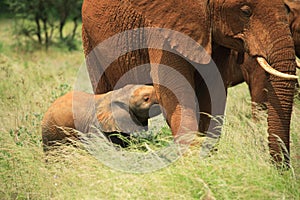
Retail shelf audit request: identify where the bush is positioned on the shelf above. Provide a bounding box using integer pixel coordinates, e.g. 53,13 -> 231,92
5,0 -> 82,50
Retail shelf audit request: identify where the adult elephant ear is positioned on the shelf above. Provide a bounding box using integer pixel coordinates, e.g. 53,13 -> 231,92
284,0 -> 300,58
129,0 -> 212,64
284,0 -> 298,9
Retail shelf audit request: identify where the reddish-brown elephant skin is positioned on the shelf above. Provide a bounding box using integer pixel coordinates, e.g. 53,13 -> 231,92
82,0 -> 297,167
41,85 -> 159,148
221,0 -> 299,115
213,46 -> 268,116
286,0 -> 300,57
211,0 -> 300,165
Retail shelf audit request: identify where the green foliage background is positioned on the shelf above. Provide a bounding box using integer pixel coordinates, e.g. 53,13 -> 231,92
4,0 -> 82,50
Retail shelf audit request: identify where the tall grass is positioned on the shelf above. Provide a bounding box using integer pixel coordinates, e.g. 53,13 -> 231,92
1,19 -> 300,199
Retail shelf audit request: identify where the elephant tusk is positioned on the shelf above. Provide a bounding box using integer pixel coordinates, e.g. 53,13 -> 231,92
296,58 -> 300,69
256,57 -> 298,80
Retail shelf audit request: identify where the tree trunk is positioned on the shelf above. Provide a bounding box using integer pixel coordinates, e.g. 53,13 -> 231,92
71,17 -> 78,40
42,18 -> 49,50
35,15 -> 42,44
59,20 -> 66,40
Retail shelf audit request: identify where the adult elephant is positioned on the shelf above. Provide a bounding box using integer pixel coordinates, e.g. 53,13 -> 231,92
218,0 -> 300,119
82,0 -> 298,166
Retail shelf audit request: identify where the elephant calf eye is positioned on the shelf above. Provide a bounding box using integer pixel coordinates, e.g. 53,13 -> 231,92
144,97 -> 150,102
240,5 -> 252,18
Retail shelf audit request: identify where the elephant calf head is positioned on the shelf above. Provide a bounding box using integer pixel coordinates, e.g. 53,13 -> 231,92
96,84 -> 161,134
41,85 -> 161,148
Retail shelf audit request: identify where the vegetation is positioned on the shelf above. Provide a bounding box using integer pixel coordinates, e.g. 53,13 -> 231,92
0,17 -> 300,199
4,0 -> 82,50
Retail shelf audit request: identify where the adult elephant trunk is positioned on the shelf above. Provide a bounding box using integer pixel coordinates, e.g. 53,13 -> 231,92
259,33 -> 297,165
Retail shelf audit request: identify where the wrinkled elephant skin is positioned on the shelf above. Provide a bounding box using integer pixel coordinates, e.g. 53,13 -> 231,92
82,0 -> 297,166
286,0 -> 300,57
42,85 -> 160,148
217,1 -> 300,119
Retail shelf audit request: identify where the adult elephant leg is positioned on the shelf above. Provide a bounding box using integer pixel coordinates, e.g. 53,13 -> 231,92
249,82 -> 268,120
195,46 -> 229,136
195,60 -> 227,155
149,49 -> 199,144
241,59 -> 268,120
195,73 -> 212,134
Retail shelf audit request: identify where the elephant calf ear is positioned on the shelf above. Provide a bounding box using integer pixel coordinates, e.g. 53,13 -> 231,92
97,101 -> 148,133
128,0 -> 212,64
96,90 -> 148,133
96,96 -> 121,133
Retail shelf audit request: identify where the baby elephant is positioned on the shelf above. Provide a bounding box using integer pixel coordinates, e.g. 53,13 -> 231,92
41,84 -> 161,148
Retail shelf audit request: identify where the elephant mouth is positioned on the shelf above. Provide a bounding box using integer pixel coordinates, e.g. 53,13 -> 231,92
148,104 -> 162,118
256,57 -> 298,79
